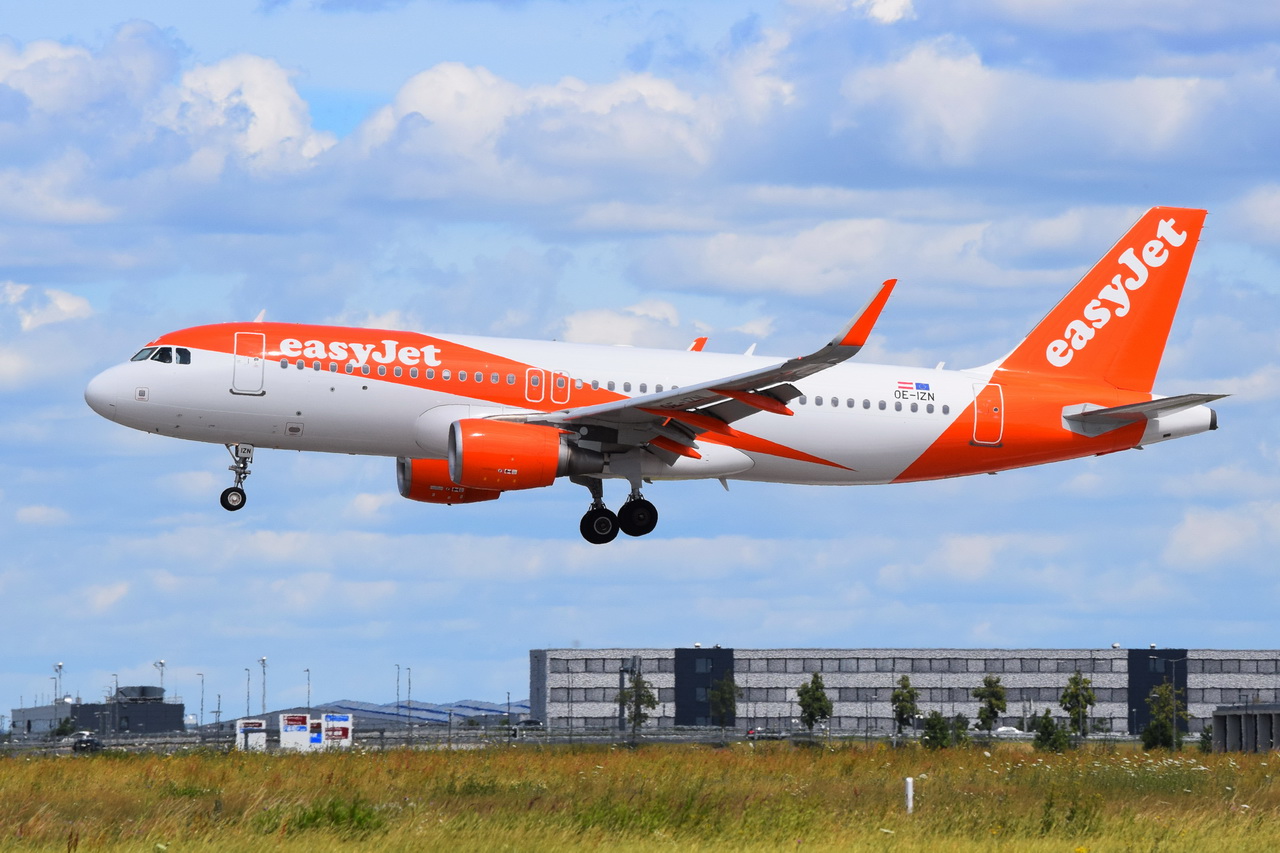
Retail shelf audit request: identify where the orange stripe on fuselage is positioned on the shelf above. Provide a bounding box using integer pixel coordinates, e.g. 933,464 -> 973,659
894,373 -> 1148,482
152,322 -> 852,470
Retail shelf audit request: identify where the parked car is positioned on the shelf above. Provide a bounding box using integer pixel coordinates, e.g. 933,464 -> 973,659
510,719 -> 544,737
72,734 -> 104,753
746,728 -> 786,740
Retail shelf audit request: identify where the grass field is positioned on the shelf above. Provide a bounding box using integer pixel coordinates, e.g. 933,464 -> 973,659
0,741 -> 1275,851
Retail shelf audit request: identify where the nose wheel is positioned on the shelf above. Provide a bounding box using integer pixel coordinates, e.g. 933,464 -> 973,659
220,487 -> 246,511
221,443 -> 254,512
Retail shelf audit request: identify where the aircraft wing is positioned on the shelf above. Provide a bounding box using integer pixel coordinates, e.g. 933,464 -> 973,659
507,280 -> 895,458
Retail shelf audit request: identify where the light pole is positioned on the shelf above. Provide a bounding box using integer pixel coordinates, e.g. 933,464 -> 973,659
53,663 -> 63,702
407,668 -> 412,739
259,657 -> 268,715
197,673 -> 205,728
396,664 -> 401,729
154,659 -> 165,692
304,669 -> 311,712
244,668 -> 251,717
111,674 -> 118,733
1149,654 -> 1189,748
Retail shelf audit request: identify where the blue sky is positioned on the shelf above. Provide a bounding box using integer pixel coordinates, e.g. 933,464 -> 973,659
2,0 -> 1278,719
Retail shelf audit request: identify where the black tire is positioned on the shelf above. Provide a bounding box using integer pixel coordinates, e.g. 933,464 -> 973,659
618,498 -> 658,537
220,487 -> 246,511
579,508 -> 619,544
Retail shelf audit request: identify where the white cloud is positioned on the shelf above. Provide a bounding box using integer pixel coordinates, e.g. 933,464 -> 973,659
788,0 -> 916,24
15,288 -> 93,331
631,218 -> 996,296
16,504 -> 70,525
843,39 -> 1222,166
156,54 -> 336,175
1163,502 -> 1280,569
560,300 -> 687,347
84,581 -> 129,613
348,492 -> 397,518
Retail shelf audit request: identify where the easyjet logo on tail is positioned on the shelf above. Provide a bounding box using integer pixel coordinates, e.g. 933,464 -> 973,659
1044,217 -> 1188,368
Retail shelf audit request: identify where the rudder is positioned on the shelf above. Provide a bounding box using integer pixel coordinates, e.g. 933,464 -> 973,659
998,206 -> 1207,393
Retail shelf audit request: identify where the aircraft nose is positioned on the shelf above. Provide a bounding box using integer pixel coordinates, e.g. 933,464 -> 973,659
84,368 -> 121,421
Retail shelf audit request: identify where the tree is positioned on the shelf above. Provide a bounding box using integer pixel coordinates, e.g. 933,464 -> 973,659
1141,681 -> 1188,751
1059,671 -> 1096,739
891,675 -> 919,736
921,710 -> 950,749
950,712 -> 972,747
972,675 -> 1007,735
797,673 -> 833,732
617,672 -> 657,743
1032,709 -> 1070,752
708,671 -> 741,734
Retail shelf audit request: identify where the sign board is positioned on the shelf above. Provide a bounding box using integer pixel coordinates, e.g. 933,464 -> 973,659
322,713 -> 354,749
235,718 -> 267,751
279,713 -> 318,752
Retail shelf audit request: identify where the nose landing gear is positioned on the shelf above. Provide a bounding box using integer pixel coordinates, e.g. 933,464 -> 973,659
573,476 -> 658,544
220,443 -> 254,512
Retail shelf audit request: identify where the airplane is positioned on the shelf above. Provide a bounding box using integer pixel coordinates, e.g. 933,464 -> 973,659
84,206 -> 1224,544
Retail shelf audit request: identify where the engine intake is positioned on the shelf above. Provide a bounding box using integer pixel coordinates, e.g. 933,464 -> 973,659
448,419 -> 603,491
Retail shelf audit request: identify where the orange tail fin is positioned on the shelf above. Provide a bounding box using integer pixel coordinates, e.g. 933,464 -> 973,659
998,207 -> 1207,393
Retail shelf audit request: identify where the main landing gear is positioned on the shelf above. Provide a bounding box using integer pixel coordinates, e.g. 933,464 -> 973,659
574,476 -> 658,545
219,443 -> 254,512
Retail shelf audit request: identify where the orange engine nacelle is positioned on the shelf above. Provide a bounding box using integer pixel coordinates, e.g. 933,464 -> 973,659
448,418 -> 603,491
396,457 -> 501,505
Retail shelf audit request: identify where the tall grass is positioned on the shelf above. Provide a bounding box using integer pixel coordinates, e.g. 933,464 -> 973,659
0,742 -> 1275,851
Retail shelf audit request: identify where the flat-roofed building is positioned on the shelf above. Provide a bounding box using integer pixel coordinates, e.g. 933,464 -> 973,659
530,647 -> 1280,735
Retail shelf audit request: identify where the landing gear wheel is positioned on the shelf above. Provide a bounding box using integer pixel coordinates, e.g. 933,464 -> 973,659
220,487 -> 246,512
580,508 -> 620,545
618,498 -> 659,537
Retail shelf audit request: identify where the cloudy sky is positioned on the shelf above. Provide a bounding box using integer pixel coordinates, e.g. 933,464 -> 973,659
2,0 -> 1278,719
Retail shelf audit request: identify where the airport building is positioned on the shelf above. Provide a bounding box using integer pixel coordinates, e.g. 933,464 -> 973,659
10,686 -> 185,736
530,647 -> 1280,735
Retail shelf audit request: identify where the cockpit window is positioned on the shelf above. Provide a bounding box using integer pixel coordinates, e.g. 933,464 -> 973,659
150,347 -> 173,364
131,348 -> 157,362
176,348 -> 191,365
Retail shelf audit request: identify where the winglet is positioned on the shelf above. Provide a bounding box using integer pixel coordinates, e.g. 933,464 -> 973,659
831,279 -> 895,349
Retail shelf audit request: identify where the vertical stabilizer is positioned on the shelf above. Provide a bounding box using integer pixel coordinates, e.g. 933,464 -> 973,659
998,207 -> 1206,393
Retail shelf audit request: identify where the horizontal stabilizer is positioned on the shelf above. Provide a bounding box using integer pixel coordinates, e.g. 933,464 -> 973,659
1062,393 -> 1226,436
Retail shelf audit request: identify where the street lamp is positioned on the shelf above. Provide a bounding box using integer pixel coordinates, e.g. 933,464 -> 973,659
304,668 -> 311,712
197,673 -> 204,728
406,668 -> 412,738
258,657 -> 268,716
1149,654 -> 1189,748
154,660 -> 166,692
395,664 -> 401,728
244,668 -> 251,717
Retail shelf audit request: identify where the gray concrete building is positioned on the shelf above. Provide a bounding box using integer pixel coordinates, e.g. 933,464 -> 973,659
1212,703 -> 1280,752
530,647 -> 1280,735
10,686 -> 185,737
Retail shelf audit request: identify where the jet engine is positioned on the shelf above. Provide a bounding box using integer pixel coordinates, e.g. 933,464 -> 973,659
396,457 -> 501,505
447,419 -> 603,491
